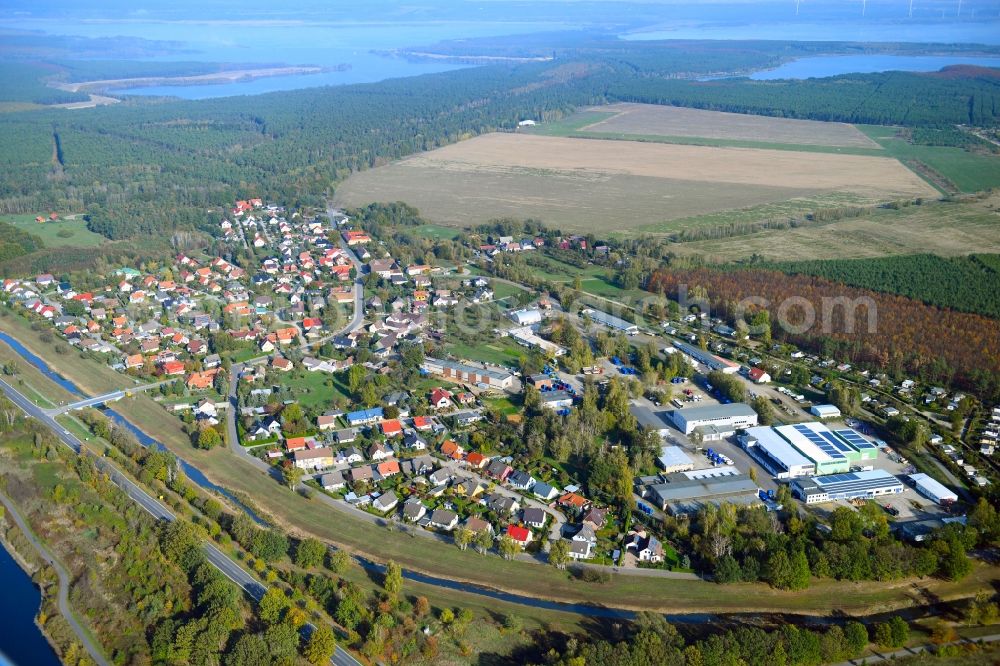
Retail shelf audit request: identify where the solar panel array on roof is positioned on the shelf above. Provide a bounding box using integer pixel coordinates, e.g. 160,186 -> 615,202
835,429 -> 876,450
811,469 -> 903,494
793,424 -> 846,460
819,429 -> 854,454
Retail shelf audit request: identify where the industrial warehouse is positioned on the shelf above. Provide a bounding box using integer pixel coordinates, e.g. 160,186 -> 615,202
668,402 -> 759,435
909,473 -> 959,505
791,469 -> 905,504
672,341 -> 741,374
741,422 -> 880,477
581,308 -> 639,335
739,426 -> 816,479
772,422 -> 878,475
636,467 -> 760,514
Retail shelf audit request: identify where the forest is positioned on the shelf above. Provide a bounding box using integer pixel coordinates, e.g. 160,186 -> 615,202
647,267 -> 1000,398
1,40 -> 998,247
0,63 -> 87,105
752,253 -> 1000,319
0,220 -> 45,263
605,67 -> 1000,127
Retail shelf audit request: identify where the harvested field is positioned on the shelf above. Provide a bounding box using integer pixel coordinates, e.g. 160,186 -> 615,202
576,103 -> 881,148
334,133 -> 937,233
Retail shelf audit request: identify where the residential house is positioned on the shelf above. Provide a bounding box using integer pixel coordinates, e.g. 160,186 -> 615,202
285,437 -> 311,453
319,471 -> 346,491
485,459 -> 513,482
430,388 -> 453,410
558,492 -> 590,513
376,460 -> 401,478
465,452 -> 489,470
522,507 -> 547,529
380,419 -> 403,438
533,482 -> 559,501
403,431 -> 427,450
440,439 -> 464,459
485,493 -> 520,516
429,468 -> 453,487
411,415 -> 433,431
373,491 -> 399,513
402,498 -> 427,522
582,507 -> 609,531
573,524 -> 597,547
342,446 -> 364,464
368,442 -> 393,461
336,429 -> 358,445
347,407 -> 383,426
507,470 -> 535,491
293,447 -> 335,470
349,466 -> 374,484
568,540 -> 593,560
454,477 -> 486,499
624,531 -> 664,563
506,525 -> 531,547
428,509 -> 459,531
464,516 -> 494,535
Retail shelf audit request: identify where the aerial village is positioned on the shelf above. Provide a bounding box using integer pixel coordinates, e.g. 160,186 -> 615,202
2,197 -> 997,570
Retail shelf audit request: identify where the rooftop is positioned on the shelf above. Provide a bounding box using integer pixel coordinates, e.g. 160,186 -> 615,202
744,426 -> 813,470
672,402 -> 757,422
775,422 -> 852,464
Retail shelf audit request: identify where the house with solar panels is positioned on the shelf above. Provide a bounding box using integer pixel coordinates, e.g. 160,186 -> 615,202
791,469 -> 905,505
773,422 -> 877,475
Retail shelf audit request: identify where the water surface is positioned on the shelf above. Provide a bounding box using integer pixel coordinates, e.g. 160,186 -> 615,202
751,53 -> 1000,78
0,544 -> 61,666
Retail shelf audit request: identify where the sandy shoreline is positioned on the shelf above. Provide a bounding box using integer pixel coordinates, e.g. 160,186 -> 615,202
53,65 -> 333,93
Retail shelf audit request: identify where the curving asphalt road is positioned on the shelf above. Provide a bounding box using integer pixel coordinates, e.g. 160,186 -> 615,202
833,633 -> 1000,666
0,377 -> 361,666
0,489 -> 111,666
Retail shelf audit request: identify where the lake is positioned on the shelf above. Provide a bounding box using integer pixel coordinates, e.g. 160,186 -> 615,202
0,544 -> 61,666
0,18 -> 576,99
751,54 -> 1000,79
623,19 -> 1000,45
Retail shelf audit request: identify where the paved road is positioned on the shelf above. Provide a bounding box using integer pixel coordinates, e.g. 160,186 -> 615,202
0,377 -> 362,666
44,378 -> 177,416
0,489 -> 112,666
833,633 -> 1000,665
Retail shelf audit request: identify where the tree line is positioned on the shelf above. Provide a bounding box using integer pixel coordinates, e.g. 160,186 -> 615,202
647,266 -> 1000,398
751,253 -> 1000,320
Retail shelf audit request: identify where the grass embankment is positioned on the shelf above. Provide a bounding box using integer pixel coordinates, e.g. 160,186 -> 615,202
3,319 -> 997,617
0,337 -> 79,408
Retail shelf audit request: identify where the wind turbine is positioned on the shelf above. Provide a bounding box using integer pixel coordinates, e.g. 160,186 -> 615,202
861,0 -> 867,17
957,0 -> 963,17
795,0 -> 801,16
908,0 -> 914,18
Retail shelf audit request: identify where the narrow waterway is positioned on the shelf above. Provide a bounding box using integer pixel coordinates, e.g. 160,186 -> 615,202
0,331 -> 266,525
0,543 -> 61,666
